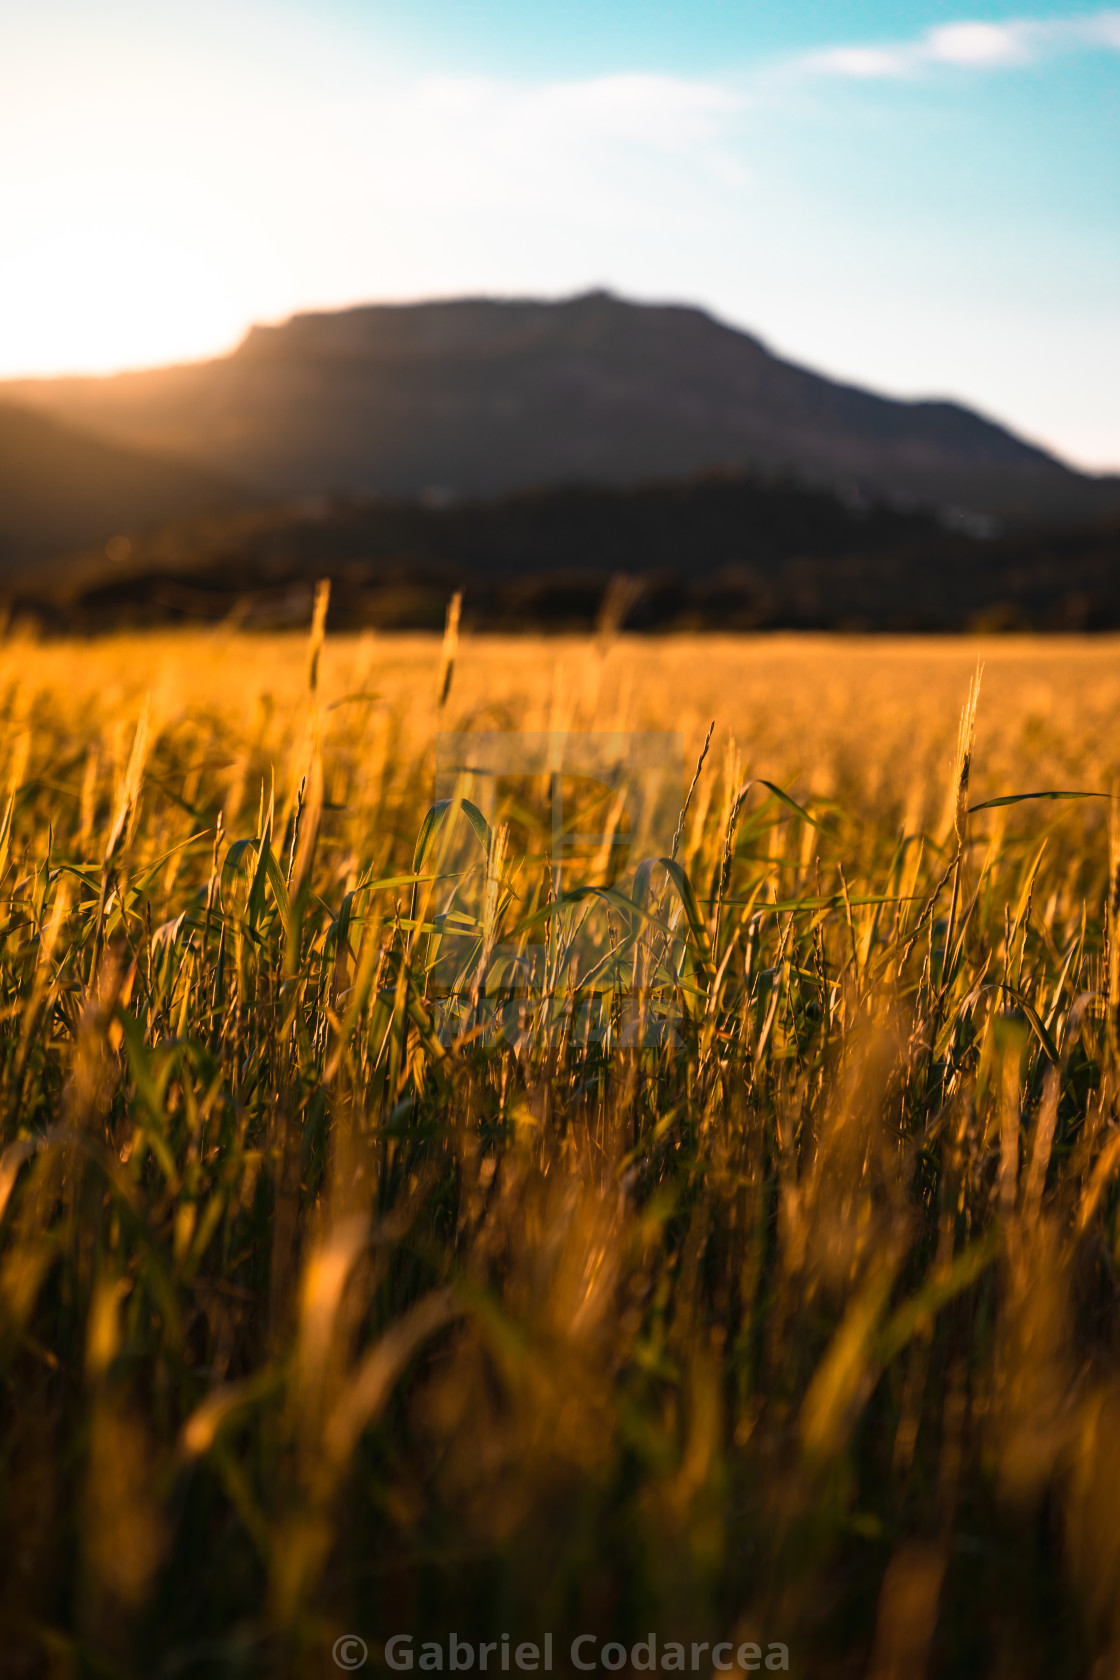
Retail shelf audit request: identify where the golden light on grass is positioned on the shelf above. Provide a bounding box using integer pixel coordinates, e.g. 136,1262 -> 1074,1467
0,626 -> 1118,1673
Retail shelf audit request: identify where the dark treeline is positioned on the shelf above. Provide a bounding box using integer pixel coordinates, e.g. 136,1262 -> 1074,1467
11,471 -> 1120,634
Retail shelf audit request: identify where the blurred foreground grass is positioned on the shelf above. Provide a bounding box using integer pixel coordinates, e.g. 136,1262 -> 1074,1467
2,623 -> 1120,1677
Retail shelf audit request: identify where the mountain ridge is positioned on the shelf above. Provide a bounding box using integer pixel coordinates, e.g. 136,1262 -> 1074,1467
4,290 -> 1115,529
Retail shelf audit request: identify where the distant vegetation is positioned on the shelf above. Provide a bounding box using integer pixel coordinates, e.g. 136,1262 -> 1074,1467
9,474 -> 1120,635
3,624 -> 1120,1675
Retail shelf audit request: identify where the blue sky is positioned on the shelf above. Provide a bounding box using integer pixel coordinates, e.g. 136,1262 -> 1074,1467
1,1 -> 1117,466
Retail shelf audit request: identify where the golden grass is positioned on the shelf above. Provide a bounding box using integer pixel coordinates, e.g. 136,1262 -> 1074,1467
20,623 -> 1120,748
0,625 -> 1119,1677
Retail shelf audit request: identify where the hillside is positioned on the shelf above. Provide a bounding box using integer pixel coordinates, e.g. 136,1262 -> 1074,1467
5,291 -> 1117,526
0,403 -> 248,568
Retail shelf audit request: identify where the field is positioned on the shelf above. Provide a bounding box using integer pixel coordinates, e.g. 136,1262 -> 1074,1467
3,621 -> 1120,1678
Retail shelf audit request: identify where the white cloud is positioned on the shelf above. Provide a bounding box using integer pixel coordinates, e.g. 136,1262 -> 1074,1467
802,9 -> 1120,79
370,71 -> 748,211
1082,10 -> 1120,43
925,22 -> 1033,65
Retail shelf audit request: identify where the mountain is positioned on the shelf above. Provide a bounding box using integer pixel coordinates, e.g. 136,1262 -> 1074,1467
5,291 -> 1116,527
0,402 -> 248,569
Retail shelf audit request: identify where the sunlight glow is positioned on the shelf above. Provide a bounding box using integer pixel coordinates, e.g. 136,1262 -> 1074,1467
1,5 -> 1117,467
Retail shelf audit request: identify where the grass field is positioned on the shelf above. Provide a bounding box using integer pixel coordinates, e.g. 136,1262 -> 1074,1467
3,622 -> 1120,1678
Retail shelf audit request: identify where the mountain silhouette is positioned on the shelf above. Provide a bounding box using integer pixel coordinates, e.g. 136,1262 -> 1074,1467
4,291 -> 1116,528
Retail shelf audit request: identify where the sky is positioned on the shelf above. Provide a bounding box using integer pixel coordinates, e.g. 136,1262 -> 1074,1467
1,1 -> 1117,468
